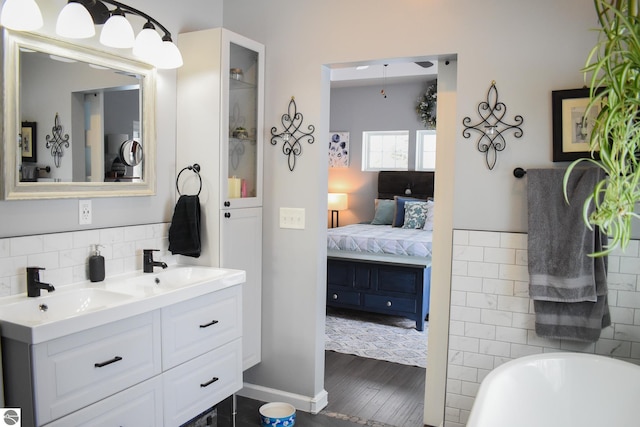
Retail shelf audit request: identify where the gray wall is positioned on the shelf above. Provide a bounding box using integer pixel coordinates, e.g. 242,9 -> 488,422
329,80 -> 434,225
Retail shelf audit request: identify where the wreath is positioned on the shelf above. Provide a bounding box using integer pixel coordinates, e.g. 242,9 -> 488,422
416,82 -> 437,129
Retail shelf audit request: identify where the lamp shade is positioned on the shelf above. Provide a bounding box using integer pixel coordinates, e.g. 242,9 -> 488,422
1,0 -> 43,31
328,193 -> 348,211
133,23 -> 163,62
100,10 -> 135,48
56,2 -> 95,39
154,39 -> 184,69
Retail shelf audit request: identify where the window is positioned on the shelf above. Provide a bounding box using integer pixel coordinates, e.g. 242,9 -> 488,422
361,131 -> 409,171
416,130 -> 436,171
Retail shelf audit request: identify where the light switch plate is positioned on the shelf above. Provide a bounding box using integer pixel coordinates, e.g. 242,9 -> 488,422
279,207 -> 305,229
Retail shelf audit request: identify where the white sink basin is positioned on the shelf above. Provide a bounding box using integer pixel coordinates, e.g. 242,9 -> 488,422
0,265 -> 246,344
0,288 -> 134,325
108,266 -> 232,295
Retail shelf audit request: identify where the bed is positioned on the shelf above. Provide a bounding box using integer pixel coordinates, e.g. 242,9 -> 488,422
326,171 -> 434,331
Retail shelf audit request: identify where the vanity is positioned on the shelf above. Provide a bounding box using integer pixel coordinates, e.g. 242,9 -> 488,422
0,265 -> 245,427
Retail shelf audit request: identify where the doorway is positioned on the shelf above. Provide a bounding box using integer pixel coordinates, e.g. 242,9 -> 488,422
324,56 -> 458,427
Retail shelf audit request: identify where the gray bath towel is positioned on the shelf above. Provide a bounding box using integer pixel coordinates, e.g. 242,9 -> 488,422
527,167 -> 609,342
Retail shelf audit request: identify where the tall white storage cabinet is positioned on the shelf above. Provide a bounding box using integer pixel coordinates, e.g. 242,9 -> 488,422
176,28 -> 264,370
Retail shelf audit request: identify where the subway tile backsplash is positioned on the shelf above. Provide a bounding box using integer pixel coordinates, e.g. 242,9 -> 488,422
0,223 -> 178,297
445,229 -> 640,427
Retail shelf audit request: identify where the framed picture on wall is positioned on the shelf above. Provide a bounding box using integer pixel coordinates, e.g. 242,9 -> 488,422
552,88 -> 602,162
329,131 -> 349,168
21,121 -> 37,163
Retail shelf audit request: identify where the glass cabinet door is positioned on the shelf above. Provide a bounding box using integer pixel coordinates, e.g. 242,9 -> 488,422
222,34 -> 264,208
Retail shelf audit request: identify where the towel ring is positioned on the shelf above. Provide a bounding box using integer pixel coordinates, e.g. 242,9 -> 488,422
176,164 -> 202,196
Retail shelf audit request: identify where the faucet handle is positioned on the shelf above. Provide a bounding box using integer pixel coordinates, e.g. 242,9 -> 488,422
26,266 -> 45,275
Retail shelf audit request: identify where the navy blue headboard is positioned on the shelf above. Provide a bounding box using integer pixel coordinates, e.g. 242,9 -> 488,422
377,171 -> 435,200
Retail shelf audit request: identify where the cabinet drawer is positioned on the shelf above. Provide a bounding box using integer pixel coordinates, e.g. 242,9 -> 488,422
364,294 -> 416,314
33,311 -> 161,425
161,285 -> 242,369
43,375 -> 163,427
163,338 -> 242,427
327,288 -> 361,306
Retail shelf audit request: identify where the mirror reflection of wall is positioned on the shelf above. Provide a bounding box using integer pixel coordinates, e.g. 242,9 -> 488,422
20,49 -> 141,183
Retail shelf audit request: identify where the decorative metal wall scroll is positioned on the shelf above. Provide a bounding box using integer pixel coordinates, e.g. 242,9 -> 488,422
462,81 -> 523,170
45,113 -> 70,168
270,96 -> 315,171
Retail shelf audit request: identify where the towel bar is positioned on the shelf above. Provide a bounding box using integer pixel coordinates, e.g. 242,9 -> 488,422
176,163 -> 202,196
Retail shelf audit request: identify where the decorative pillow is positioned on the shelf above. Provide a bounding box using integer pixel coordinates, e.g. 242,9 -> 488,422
422,200 -> 435,231
371,199 -> 395,225
392,196 -> 425,227
402,201 -> 430,229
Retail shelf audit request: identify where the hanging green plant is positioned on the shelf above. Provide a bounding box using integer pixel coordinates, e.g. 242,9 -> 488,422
564,0 -> 640,256
416,81 -> 437,129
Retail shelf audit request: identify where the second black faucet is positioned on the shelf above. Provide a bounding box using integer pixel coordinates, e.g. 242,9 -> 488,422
143,249 -> 168,273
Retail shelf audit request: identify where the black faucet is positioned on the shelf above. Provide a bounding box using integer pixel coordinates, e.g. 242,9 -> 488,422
26,267 -> 55,297
143,249 -> 168,273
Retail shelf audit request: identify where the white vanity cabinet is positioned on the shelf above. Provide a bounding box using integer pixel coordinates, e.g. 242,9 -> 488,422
176,27 -> 264,371
2,284 -> 243,427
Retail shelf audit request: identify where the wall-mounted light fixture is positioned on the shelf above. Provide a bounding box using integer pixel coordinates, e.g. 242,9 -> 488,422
462,81 -> 523,170
328,193 -> 348,228
0,0 -> 183,69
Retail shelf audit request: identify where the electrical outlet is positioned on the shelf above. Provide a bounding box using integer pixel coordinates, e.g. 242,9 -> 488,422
79,200 -> 92,225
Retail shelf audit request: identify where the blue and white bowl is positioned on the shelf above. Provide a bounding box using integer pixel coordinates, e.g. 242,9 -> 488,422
259,402 -> 296,427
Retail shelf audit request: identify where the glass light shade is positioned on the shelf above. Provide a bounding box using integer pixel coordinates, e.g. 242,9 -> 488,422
328,193 -> 348,211
154,40 -> 183,69
56,2 -> 95,39
1,0 -> 43,31
133,27 -> 163,62
100,14 -> 135,48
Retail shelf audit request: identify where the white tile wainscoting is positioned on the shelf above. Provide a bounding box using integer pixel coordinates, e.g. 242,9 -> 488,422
445,230 -> 640,427
0,223 -> 177,297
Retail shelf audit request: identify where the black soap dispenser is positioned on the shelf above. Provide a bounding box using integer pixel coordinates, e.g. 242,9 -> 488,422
89,244 -> 105,282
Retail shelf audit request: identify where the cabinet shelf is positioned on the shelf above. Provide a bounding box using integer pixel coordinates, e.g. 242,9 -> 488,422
230,79 -> 256,90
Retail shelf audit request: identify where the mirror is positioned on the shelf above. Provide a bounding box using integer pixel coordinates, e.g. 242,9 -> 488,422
3,30 -> 156,199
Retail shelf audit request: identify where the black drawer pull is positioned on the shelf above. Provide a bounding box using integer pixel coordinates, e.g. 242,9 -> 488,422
199,320 -> 219,328
200,377 -> 219,388
94,356 -> 123,368
224,212 -> 231,218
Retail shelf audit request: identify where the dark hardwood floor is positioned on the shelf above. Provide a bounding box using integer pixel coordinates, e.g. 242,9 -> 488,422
322,351 -> 425,427
218,351 -> 425,427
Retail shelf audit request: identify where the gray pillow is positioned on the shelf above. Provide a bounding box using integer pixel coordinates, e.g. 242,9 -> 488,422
371,199 -> 395,225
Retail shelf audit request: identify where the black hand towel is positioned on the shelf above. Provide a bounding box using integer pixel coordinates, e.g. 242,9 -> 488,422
168,195 -> 201,257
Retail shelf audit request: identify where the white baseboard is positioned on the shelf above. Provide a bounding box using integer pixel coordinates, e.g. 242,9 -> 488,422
239,382 -> 329,414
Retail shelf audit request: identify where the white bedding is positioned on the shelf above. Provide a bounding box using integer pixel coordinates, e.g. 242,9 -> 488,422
327,223 -> 433,258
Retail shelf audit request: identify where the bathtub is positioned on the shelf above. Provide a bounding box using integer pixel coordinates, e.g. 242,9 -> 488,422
466,352 -> 640,427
